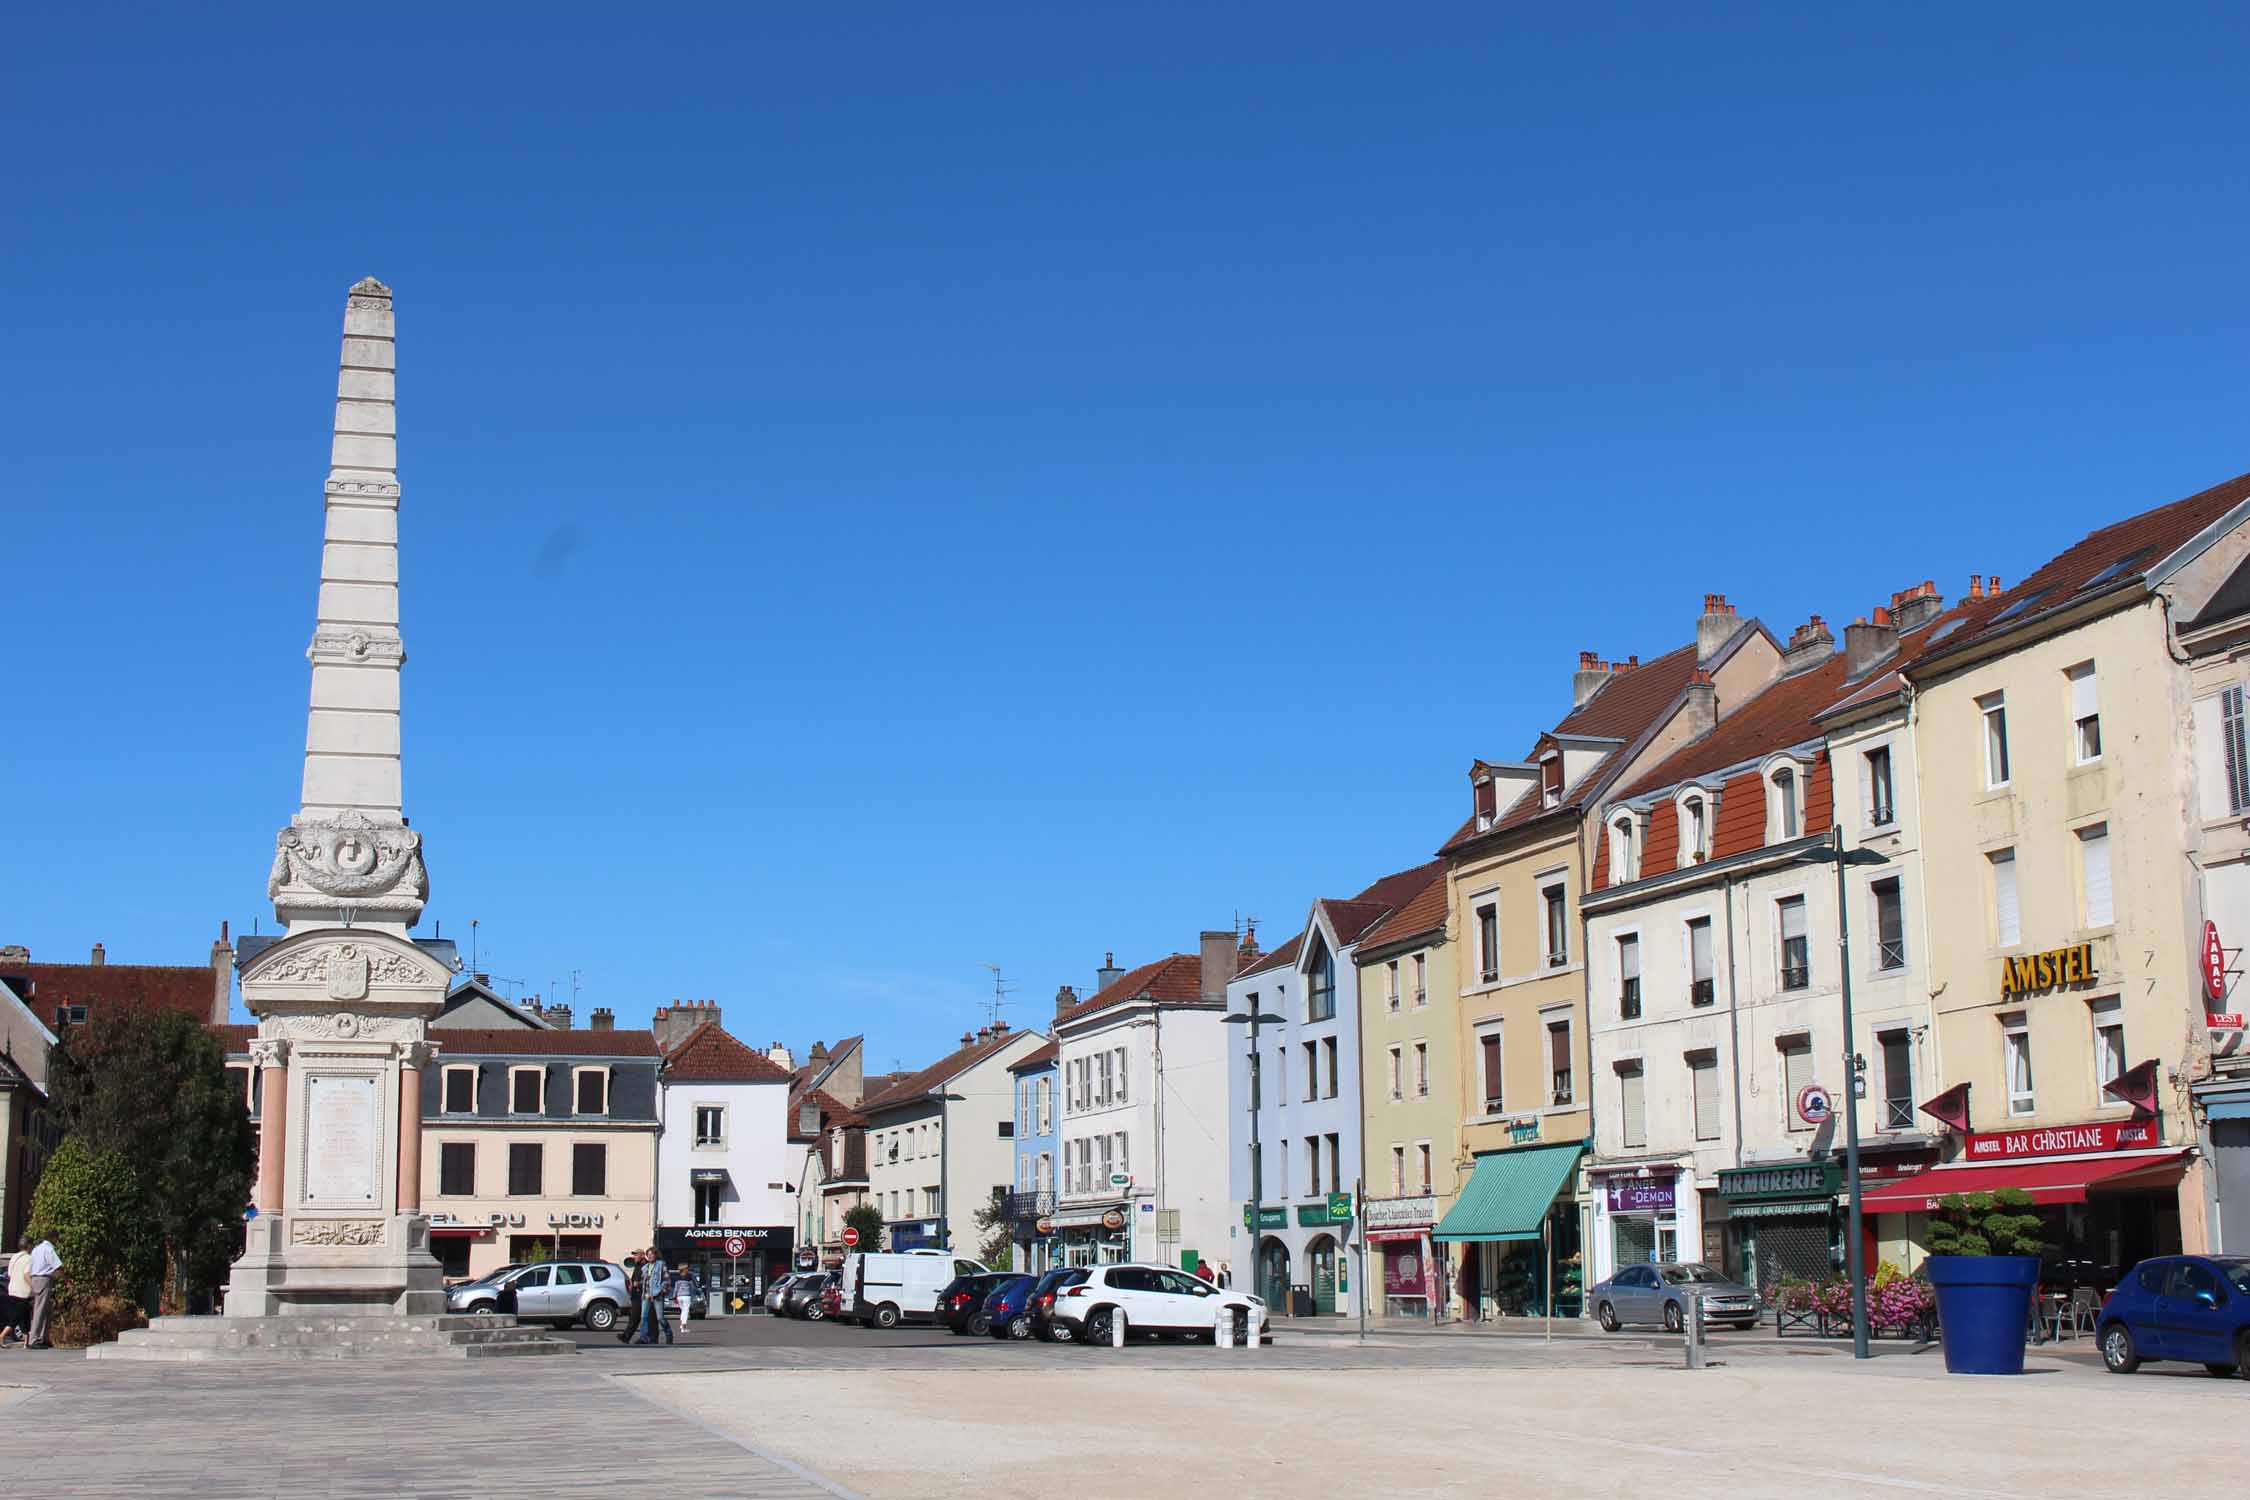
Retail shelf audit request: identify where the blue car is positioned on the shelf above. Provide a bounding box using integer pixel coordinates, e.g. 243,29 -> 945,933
2099,1255 -> 2250,1377
982,1275 -> 1038,1340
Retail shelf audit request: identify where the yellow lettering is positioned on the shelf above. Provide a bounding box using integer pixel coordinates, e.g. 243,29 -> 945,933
2000,957 -> 2017,995
2068,947 -> 2084,984
2038,952 -> 2056,989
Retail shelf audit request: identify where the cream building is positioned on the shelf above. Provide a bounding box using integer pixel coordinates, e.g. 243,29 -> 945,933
861,1023 -> 1042,1254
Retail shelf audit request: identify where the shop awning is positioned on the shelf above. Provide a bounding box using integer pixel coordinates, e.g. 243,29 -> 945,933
1433,1144 -> 1582,1243
1859,1149 -> 2189,1213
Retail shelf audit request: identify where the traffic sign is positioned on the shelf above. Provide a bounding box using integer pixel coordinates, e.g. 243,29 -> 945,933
841,1226 -> 861,1248
1796,1085 -> 1834,1126
723,1234 -> 748,1258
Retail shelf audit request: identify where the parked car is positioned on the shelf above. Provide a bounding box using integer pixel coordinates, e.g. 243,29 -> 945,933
764,1272 -> 804,1315
445,1263 -> 524,1297
983,1275 -> 1039,1339
1050,1263 -> 1261,1344
1589,1262 -> 1760,1332
841,1252 -> 987,1329
784,1272 -> 835,1320
2099,1255 -> 2250,1377
819,1278 -> 844,1320
452,1260 -> 634,1331
447,1265 -> 530,1315
939,1273 -> 1017,1335
1029,1267 -> 1089,1342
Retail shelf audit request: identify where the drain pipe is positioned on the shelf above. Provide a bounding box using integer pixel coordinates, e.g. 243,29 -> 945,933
1723,873 -> 1746,1169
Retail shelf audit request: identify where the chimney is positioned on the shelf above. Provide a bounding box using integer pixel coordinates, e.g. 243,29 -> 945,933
590,1007 -> 615,1031
767,1041 -> 795,1070
473,971 -> 491,987
1697,593 -> 1741,663
0,946 -> 28,965
1200,929 -> 1240,1008
210,920 -> 234,1027
1844,609 -> 1898,678
1681,667 -> 1717,738
651,1001 -> 718,1052
960,1030 -> 975,1048
1780,615 -> 1834,675
975,1025 -> 992,1045
1095,952 -> 1125,993
1968,574 -> 1984,599
809,1040 -> 830,1064
1053,984 -> 1079,1018
547,1003 -> 573,1030
1889,580 -> 1944,633
991,1019 -> 1009,1036
1572,651 -> 1615,708
90,942 -> 105,966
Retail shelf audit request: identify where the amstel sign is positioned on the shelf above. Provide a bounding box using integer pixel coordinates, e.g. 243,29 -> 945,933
1998,943 -> 2097,997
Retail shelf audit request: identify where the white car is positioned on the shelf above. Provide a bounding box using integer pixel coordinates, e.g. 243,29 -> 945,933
839,1251 -> 987,1328
1050,1263 -> 1262,1344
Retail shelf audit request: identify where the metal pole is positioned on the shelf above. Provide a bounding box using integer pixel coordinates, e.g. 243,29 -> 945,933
1355,1176 -> 1366,1345
1833,824 -> 1871,1359
938,1094 -> 950,1252
1543,1211 -> 1552,1345
1248,1015 -> 1262,1304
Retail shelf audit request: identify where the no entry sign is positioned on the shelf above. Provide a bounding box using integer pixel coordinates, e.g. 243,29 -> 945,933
841,1226 -> 861,1248
723,1235 -> 748,1258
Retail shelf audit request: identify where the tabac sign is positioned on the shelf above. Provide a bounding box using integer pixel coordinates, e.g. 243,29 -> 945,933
1998,943 -> 2097,997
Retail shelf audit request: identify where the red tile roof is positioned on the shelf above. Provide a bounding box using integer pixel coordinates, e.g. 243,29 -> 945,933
858,1028 -> 1034,1114
1236,934 -> 1303,981
420,1026 -> 661,1057
1352,863 -> 1450,953
664,1021 -> 795,1083
4,961 -> 219,1028
1007,1039 -> 1058,1072
1911,469 -> 2250,671
212,1022 -> 258,1054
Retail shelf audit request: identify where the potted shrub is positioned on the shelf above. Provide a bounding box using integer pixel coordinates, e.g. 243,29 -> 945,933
1923,1188 -> 2045,1374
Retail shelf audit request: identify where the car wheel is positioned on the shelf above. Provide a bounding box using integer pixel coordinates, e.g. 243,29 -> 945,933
1051,1323 -> 1075,1344
1084,1308 -> 1114,1344
469,1300 -> 497,1317
1731,1320 -> 1757,1331
1007,1314 -> 1034,1340
2204,1363 -> 2238,1377
1596,1301 -> 1619,1333
2101,1322 -> 2140,1374
1662,1301 -> 1683,1334
968,1314 -> 992,1337
804,1305 -> 825,1322
874,1303 -> 902,1330
584,1301 -> 619,1332
2238,1332 -> 2250,1381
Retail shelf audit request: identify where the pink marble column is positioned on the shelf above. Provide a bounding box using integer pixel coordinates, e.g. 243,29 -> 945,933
252,1039 -> 290,1215
398,1043 -> 433,1214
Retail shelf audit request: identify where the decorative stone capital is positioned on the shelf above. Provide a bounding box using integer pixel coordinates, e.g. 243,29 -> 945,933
348,275 -> 393,300
307,626 -> 405,666
248,1037 -> 292,1070
268,811 -> 427,924
400,1041 -> 439,1070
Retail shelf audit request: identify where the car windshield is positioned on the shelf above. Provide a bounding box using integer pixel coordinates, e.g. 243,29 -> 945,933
2217,1258 -> 2250,1297
1658,1264 -> 1729,1285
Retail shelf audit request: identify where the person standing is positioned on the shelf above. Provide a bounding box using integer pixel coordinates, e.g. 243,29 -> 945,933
1,1237 -> 31,1347
672,1267 -> 692,1343
633,1250 -> 670,1345
25,1233 -> 61,1350
618,1253 -> 643,1346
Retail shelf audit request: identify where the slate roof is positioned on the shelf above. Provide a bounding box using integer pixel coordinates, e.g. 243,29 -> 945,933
857,1028 -> 1032,1114
664,1021 -> 795,1083
1911,468 -> 2250,672
416,1026 -> 660,1058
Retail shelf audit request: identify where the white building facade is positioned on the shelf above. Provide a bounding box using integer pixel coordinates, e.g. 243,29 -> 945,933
655,1022 -> 797,1299
861,1024 -> 1042,1254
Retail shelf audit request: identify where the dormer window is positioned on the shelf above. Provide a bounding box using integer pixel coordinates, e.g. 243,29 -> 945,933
1608,813 -> 1641,883
1475,776 -> 1497,831
1678,793 -> 1709,866
1766,764 -> 1803,842
1540,754 -> 1564,808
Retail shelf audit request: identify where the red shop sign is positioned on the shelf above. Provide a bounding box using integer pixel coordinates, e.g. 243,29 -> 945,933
2204,921 -> 2228,1003
1960,1119 -> 2160,1161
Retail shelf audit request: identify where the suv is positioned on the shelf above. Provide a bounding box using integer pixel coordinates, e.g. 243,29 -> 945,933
1029,1266 -> 1089,1341
449,1260 -> 632,1331
1050,1263 -> 1261,1344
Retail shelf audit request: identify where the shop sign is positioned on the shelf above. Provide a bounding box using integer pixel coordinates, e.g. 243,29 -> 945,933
1100,1208 -> 1126,1231
1605,1177 -> 1675,1213
1294,1194 -> 1354,1227
1382,1248 -> 1424,1296
1034,1216 -> 1055,1235
1363,1195 -> 1435,1229
2204,921 -> 2228,1002
1718,1162 -> 1843,1202
1997,942 -> 2097,996
428,1212 -> 525,1229
1241,1205 -> 1287,1229
546,1212 -> 604,1229
1961,1120 -> 2159,1160
2213,1013 -> 2246,1031
1507,1116 -> 1542,1143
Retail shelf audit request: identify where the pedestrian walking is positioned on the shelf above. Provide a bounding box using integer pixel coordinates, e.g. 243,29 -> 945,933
673,1269 -> 692,1342
1195,1260 -> 1216,1285
633,1250 -> 672,1345
25,1233 -> 62,1350
1,1237 -> 31,1347
618,1253 -> 643,1345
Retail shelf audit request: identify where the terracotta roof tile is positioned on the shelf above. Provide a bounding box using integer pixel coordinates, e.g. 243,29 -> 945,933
1352,864 -> 1450,952
664,1021 -> 796,1083
211,1023 -> 258,1054
1235,934 -> 1303,980
1052,954 -> 1208,1027
858,1029 -> 1033,1114
419,1026 -> 661,1057
3,961 -> 218,1027
1007,1039 -> 1059,1072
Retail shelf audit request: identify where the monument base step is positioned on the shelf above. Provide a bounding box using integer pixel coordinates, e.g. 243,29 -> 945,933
87,1313 -> 573,1362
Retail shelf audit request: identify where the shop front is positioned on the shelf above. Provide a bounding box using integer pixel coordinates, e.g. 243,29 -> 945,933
1437,1142 -> 1584,1321
1861,1119 -> 2189,1294
1053,1204 -> 1130,1267
1363,1194 -> 1438,1320
1587,1161 -> 1691,1289
1715,1161 -> 1841,1296
427,1209 -> 633,1281
657,1224 -> 794,1309
2198,1077 -> 2250,1253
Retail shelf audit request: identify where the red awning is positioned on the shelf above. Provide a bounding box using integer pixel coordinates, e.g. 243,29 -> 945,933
1860,1150 -> 2188,1213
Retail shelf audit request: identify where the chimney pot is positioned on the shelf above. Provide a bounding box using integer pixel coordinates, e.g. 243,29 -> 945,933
1697,592 -> 1742,662
1989,575 -> 2002,594
961,1031 -> 975,1048
1969,573 -> 1984,598
90,942 -> 105,966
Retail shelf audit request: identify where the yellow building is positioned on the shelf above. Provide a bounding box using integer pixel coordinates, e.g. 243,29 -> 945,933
1881,476 -> 2250,1274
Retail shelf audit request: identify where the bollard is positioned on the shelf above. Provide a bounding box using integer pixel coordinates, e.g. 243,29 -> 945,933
1214,1306 -> 1233,1349
1245,1304 -> 1263,1352
1684,1289 -> 1705,1370
1111,1307 -> 1128,1349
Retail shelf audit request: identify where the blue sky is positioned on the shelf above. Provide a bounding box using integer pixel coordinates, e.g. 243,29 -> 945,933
5,5 -> 2247,1067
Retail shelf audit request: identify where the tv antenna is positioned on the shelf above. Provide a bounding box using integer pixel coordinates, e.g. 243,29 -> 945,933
978,963 -> 1018,1028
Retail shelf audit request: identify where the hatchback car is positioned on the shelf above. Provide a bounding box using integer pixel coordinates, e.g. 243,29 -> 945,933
1029,1267 -> 1089,1341
2099,1255 -> 2250,1377
451,1260 -> 633,1331
982,1275 -> 1038,1339
764,1272 -> 803,1315
784,1272 -> 835,1320
939,1272 -> 1018,1336
1589,1263 -> 1760,1332
1051,1263 -> 1262,1344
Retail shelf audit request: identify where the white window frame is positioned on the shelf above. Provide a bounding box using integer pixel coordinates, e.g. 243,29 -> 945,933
571,1065 -> 609,1118
1676,788 -> 1710,866
1685,912 -> 1716,1007
1415,1140 -> 1433,1194
1980,691 -> 2012,789
1387,1044 -> 1403,1102
1386,960 -> 1401,1012
1764,758 -> 1805,843
2089,997 -> 2126,1099
507,1065 -> 544,1116
1473,895 -> 1501,985
1777,1032 -> 1815,1133
1413,1039 -> 1429,1098
1609,814 -> 1639,884
441,1064 -> 478,1116
2068,662 -> 2101,766
2002,1011 -> 2036,1116
1687,1048 -> 1722,1142
1542,1002 -> 1575,1108
1391,1144 -> 1407,1196
2078,822 -> 2113,929
1775,894 -> 1810,991
692,1102 -> 727,1149
1615,1060 -> 1647,1150
1037,1075 -> 1052,1133
1616,928 -> 1643,1019
1862,741 -> 1897,831
1475,1022 -> 1504,1115
1411,953 -> 1428,1009
1869,876 -> 1906,973
1542,882 -> 1569,965
1990,847 -> 2022,948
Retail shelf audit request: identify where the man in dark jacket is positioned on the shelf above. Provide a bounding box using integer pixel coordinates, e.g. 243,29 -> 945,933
618,1253 -> 644,1345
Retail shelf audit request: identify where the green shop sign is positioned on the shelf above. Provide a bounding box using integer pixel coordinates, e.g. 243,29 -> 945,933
1295,1193 -> 1355,1228
1717,1161 -> 1842,1202
1242,1205 -> 1287,1229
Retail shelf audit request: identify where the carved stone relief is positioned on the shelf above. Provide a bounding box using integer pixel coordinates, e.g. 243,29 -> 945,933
269,810 -> 426,907
290,1219 -> 384,1248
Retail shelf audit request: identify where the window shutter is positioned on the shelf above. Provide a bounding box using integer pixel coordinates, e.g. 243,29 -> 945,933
1619,935 -> 1641,981
1689,919 -> 1713,981
1620,1066 -> 1646,1148
1993,851 -> 2021,945
2081,827 -> 2112,926
1779,899 -> 1807,943
1480,1033 -> 1503,1107
1691,1055 -> 1720,1140
2226,687 -> 2250,813
2070,664 -> 2098,721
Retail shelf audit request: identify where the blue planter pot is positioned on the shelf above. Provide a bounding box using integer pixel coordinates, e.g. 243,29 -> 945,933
1925,1255 -> 2038,1374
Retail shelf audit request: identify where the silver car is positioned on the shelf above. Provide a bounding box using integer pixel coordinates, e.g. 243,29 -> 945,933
447,1260 -> 633,1332
1589,1262 -> 1760,1332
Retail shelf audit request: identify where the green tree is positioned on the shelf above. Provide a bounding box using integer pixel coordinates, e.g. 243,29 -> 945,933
843,1201 -> 885,1250
1927,1188 -> 2046,1257
27,1138 -> 158,1343
47,1009 -> 256,1311
971,1195 -> 1014,1270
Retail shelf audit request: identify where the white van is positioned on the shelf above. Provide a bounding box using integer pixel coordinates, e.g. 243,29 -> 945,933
840,1251 -> 986,1328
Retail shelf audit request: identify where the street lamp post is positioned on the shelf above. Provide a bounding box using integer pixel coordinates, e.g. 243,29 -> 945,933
1787,823 -> 1889,1361
935,1091 -> 966,1252
1224,1007 -> 1286,1300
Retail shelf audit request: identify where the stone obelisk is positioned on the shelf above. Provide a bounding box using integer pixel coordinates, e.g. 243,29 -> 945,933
224,278 -> 450,1317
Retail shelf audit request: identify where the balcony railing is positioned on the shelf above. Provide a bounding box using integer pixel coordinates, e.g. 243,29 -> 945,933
1882,1098 -> 1916,1131
1620,977 -> 1642,1020
1780,963 -> 1810,991
1875,940 -> 1906,971
1689,976 -> 1715,1007
1551,1073 -> 1574,1108
1001,1190 -> 1055,1225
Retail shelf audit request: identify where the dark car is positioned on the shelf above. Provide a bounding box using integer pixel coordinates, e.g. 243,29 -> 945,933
784,1272 -> 835,1320
2099,1255 -> 2250,1377
982,1275 -> 1038,1339
939,1272 -> 1016,1336
1029,1266 -> 1090,1342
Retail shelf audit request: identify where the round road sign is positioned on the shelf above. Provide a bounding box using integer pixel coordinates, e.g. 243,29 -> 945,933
841,1226 -> 861,1248
1796,1084 -> 1834,1126
723,1234 -> 748,1258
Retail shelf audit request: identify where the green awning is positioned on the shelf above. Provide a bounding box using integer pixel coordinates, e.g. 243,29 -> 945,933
1433,1143 -> 1583,1243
